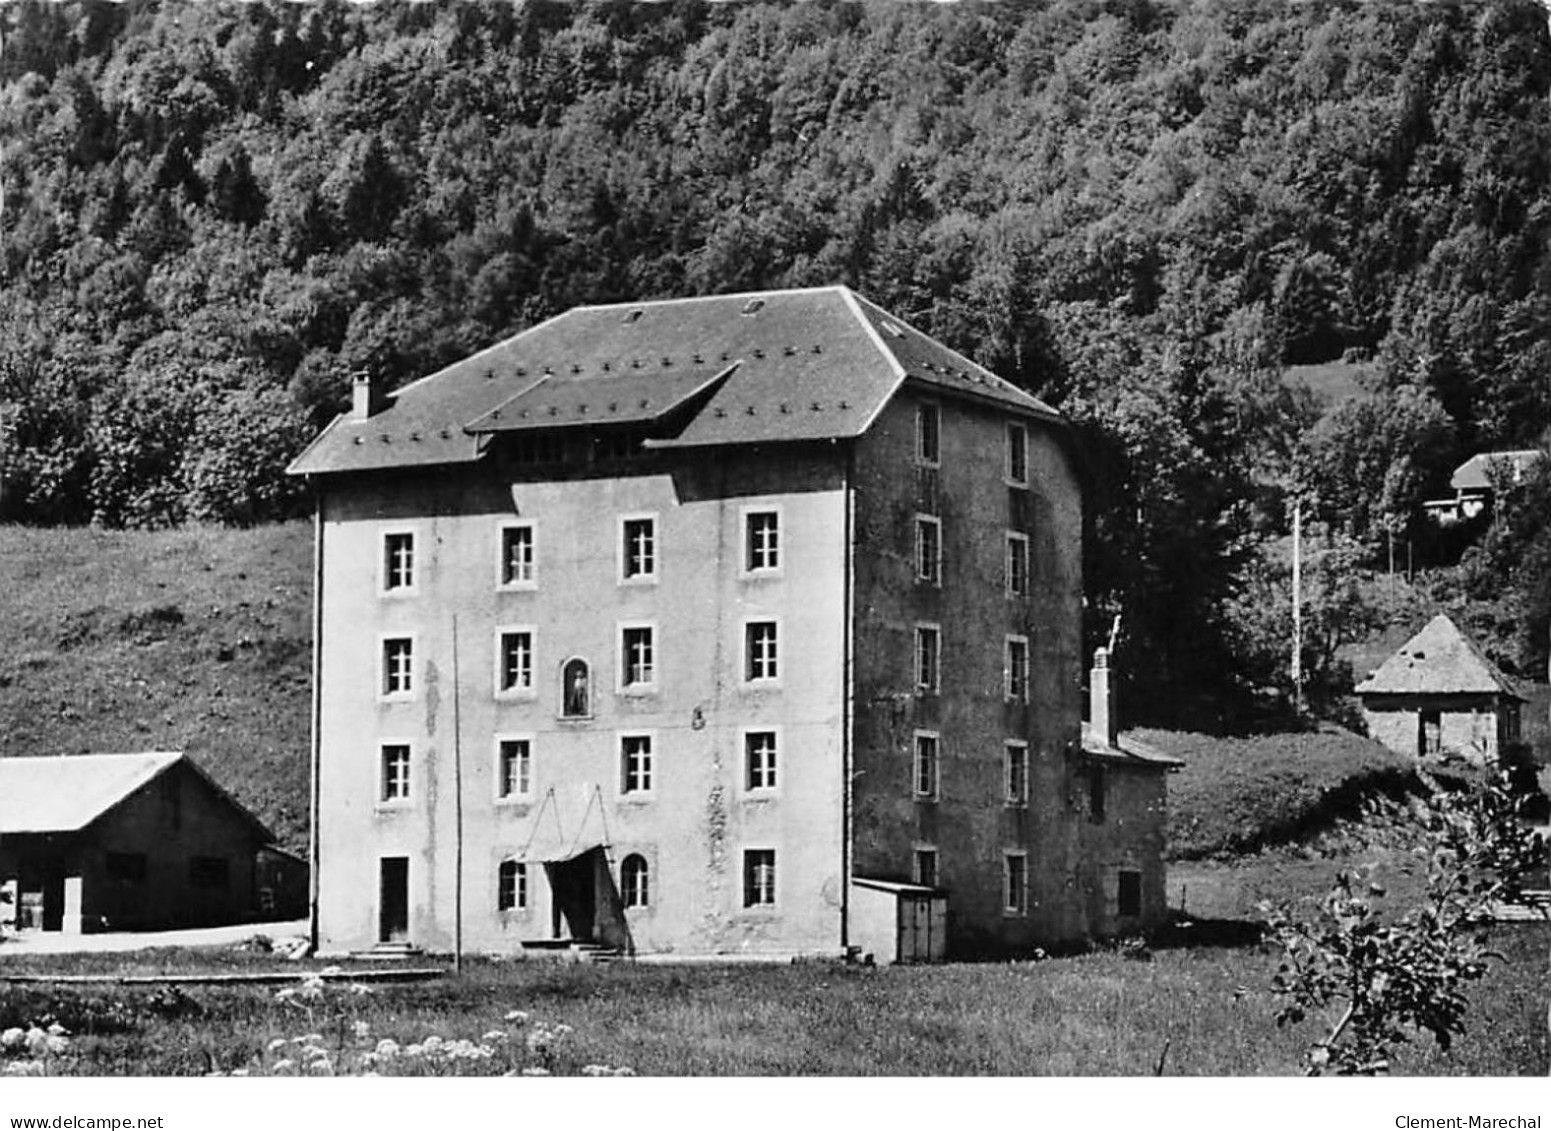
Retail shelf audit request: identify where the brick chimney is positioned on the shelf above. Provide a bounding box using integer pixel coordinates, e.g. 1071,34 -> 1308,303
352,371 -> 387,420
1090,647 -> 1118,749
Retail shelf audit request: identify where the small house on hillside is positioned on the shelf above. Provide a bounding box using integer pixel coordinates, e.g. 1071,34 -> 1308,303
1354,615 -> 1526,766
0,753 -> 289,935
1423,450 -> 1544,526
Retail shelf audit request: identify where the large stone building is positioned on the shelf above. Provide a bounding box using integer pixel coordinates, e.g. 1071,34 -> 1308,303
288,286 -> 1174,960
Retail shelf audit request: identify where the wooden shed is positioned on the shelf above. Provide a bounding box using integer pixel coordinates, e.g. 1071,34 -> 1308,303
0,752 -> 285,935
849,878 -> 948,964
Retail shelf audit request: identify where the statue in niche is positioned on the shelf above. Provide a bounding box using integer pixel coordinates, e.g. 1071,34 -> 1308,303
563,658 -> 590,718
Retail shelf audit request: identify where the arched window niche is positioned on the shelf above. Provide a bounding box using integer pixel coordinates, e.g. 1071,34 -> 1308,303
561,658 -> 591,719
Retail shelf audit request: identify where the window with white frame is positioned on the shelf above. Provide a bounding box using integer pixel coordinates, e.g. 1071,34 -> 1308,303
496,738 -> 532,801
621,854 -> 650,908
917,402 -> 940,466
914,847 -> 939,888
913,731 -> 939,800
1004,852 -> 1028,915
745,730 -> 778,791
744,620 -> 779,682
500,523 -> 536,587
497,630 -> 534,695
1006,422 -> 1028,485
743,849 -> 776,907
915,624 -> 940,695
1006,532 -> 1030,597
1005,635 -> 1029,703
497,860 -> 527,911
382,638 -> 414,698
915,515 -> 941,585
621,516 -> 656,581
380,744 -> 411,803
621,625 -> 655,689
383,531 -> 415,592
620,733 -> 653,795
1005,741 -> 1029,806
745,509 -> 781,573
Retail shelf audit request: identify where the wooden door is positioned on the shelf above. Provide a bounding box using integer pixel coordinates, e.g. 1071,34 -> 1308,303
378,857 -> 409,944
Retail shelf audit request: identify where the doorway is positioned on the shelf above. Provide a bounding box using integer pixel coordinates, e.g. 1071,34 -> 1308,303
547,851 -> 598,943
378,857 -> 409,944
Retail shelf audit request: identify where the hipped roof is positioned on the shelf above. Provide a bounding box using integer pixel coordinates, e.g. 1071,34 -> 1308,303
287,286 -> 1061,477
1354,614 -> 1526,699
0,752 -> 275,839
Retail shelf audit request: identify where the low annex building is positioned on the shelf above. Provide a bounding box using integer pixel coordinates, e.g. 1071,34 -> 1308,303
288,285 -> 1176,960
0,753 -> 285,935
1355,614 -> 1526,766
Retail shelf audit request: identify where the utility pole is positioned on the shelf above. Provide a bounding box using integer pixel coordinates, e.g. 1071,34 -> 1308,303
452,614 -> 464,975
1292,499 -> 1303,716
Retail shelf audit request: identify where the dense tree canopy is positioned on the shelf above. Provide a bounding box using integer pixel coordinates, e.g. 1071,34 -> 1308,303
3,0 -> 1550,717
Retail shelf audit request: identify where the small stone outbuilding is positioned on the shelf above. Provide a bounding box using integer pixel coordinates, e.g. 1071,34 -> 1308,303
0,752 -> 286,935
1355,614 -> 1526,766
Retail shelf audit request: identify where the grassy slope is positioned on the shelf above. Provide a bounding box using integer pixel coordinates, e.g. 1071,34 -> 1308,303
1141,726 -> 1417,860
0,523 -> 312,851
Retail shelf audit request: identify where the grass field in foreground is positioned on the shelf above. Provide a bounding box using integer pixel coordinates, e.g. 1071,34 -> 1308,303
4,846 -> 1545,1077
2,922 -> 1543,1076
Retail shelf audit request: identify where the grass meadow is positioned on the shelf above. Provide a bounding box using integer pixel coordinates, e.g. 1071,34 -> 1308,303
3,843 -> 1545,1077
1,916 -> 1544,1076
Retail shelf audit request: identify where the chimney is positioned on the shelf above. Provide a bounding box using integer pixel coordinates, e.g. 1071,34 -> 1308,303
1091,647 -> 1118,749
352,371 -> 387,420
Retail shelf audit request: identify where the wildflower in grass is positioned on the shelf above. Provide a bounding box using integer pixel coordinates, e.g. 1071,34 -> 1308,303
271,1058 -> 296,1073
267,1038 -> 288,1052
374,1039 -> 400,1059
25,1027 -> 49,1056
347,983 -> 374,997
3,1061 -> 44,1077
45,1024 -> 67,1037
44,1035 -> 68,1056
352,1020 -> 371,1040
481,1030 -> 506,1043
1,1028 -> 23,1050
294,1033 -> 324,1044
503,1009 -> 529,1025
298,976 -> 326,1002
273,987 -> 297,1003
519,1067 -> 550,1076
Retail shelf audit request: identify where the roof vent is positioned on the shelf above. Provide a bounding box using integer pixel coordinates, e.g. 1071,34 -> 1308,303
624,309 -> 644,324
741,298 -> 765,316
880,321 -> 905,338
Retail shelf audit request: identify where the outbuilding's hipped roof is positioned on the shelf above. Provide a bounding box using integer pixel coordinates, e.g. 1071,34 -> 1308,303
288,286 -> 1061,476
1354,614 -> 1526,699
0,752 -> 274,838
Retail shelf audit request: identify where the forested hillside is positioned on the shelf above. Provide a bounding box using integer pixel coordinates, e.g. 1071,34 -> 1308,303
3,0 -> 1550,721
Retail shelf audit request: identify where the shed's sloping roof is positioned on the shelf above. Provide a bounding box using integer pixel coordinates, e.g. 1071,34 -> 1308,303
0,752 -> 275,838
1450,450 -> 1545,493
1080,725 -> 1184,769
288,287 -> 1061,475
1354,614 -> 1526,699
0,752 -> 182,834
